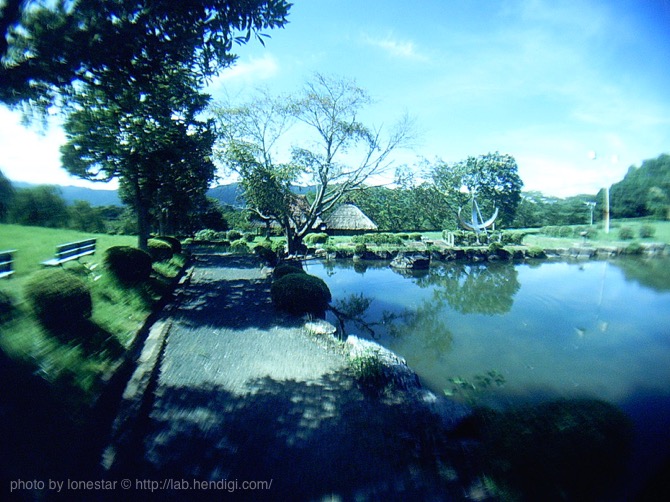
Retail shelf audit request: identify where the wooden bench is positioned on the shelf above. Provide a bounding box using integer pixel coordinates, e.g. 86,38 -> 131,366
0,250 -> 16,279
41,239 -> 97,267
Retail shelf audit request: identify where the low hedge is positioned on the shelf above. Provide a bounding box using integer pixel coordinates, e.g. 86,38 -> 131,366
352,233 -> 403,246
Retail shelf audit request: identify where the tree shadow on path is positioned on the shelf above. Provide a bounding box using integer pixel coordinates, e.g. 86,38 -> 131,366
132,369 -> 468,501
172,253 -> 300,331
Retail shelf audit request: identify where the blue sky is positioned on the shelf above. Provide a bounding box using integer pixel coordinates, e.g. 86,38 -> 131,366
1,0 -> 669,197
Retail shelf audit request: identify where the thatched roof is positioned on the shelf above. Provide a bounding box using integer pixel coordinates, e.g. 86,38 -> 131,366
324,204 -> 378,231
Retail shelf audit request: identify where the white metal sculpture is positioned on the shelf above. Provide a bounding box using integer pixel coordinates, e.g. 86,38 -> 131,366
458,195 -> 498,236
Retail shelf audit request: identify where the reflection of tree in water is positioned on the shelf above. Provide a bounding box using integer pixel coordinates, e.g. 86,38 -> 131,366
614,256 -> 670,292
319,259 -> 387,277
417,262 -> 520,315
332,294 -> 454,359
387,300 -> 454,357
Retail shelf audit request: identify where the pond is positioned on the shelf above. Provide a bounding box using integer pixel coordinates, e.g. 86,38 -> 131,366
304,256 -> 670,497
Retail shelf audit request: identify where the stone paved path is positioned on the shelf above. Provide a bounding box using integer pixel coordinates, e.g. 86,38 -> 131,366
114,251 -> 471,501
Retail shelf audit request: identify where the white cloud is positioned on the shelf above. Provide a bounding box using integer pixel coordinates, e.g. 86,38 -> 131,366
207,54 -> 280,93
362,33 -> 428,62
0,107 -> 116,189
0,108 -> 66,183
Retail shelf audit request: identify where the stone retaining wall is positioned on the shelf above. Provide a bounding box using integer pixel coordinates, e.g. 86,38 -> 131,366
315,242 -> 668,263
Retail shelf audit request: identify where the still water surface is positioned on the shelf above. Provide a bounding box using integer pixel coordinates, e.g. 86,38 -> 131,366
304,256 -> 670,494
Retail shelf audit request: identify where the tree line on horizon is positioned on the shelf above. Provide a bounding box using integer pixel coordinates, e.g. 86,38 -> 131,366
2,153 -> 668,237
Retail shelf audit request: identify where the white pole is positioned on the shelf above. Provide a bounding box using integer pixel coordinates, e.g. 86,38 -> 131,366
588,150 -> 616,235
604,186 -> 610,234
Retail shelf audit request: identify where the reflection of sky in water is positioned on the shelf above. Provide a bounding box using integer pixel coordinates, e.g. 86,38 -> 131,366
308,257 -> 670,495
307,258 -> 670,405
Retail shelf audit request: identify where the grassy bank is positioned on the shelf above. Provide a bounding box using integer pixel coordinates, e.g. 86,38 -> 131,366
523,219 -> 670,249
0,224 -> 187,480
0,224 -> 186,391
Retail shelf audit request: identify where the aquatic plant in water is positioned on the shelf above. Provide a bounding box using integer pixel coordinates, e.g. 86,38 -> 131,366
444,370 -> 506,405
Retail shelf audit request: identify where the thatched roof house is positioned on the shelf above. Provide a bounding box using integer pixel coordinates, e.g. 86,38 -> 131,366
324,204 -> 378,235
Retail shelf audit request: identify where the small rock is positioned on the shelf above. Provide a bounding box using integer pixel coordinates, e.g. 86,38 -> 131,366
304,319 -> 337,336
390,252 -> 430,270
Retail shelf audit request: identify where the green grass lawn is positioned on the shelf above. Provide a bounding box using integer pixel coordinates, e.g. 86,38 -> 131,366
523,219 -> 670,249
0,223 -> 137,283
0,224 -> 183,397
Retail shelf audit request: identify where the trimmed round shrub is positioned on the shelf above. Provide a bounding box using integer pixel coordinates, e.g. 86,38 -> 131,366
271,239 -> 287,254
639,224 -> 656,239
354,243 -> 367,255
558,226 -> 574,238
0,289 -> 16,322
25,269 -> 92,329
304,232 -> 329,245
501,231 -> 529,245
230,239 -> 250,254
243,233 -> 256,243
227,230 -> 243,241
148,238 -> 173,262
271,273 -> 332,315
155,235 -> 182,254
104,246 -> 153,284
194,229 -> 217,241
618,226 -> 634,240
623,242 -> 643,255
273,262 -> 305,280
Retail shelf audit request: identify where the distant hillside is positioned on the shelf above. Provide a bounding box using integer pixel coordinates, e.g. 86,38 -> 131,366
207,183 -> 243,207
10,181 -> 246,208
10,180 -> 323,209
207,183 -> 316,208
11,181 -> 121,206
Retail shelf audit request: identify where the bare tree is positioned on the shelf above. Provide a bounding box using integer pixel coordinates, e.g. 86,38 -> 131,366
213,73 -> 414,254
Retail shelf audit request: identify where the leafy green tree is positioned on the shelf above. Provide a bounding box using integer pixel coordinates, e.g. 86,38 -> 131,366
512,192 -> 598,228
214,74 -> 414,254
0,169 -> 14,221
1,0 -> 291,110
2,0 -> 291,249
609,154 -> 670,219
8,185 -> 68,227
431,152 -> 523,227
346,180 -> 454,232
68,200 -> 106,233
60,71 -> 216,248
646,186 -> 670,219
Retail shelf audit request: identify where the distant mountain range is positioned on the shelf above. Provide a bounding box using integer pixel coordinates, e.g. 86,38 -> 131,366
10,181 -> 245,208
11,181 -> 123,206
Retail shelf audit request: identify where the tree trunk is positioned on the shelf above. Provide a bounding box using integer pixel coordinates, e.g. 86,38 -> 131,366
285,228 -> 306,256
133,184 -> 150,251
